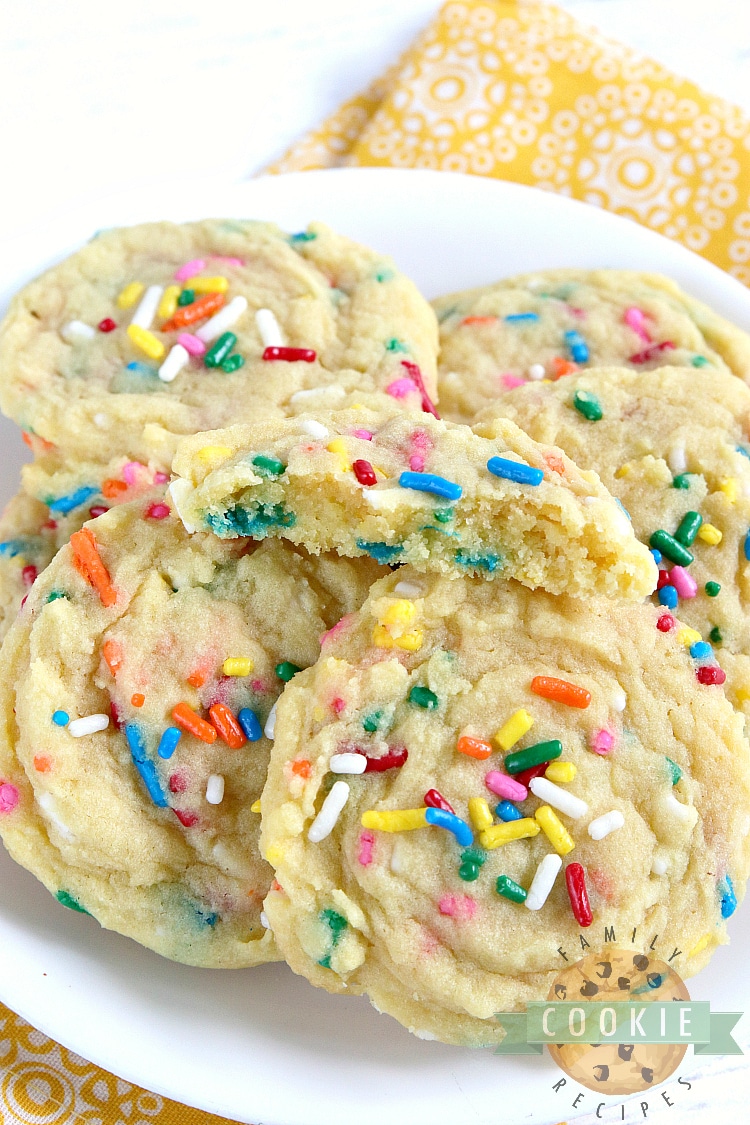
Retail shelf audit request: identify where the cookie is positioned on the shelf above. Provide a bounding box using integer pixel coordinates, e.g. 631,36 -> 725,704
260,569 -> 750,1046
0,499 -> 383,967
170,408 -> 657,599
434,269 -> 750,424
0,220 -> 439,463
474,365 -> 750,712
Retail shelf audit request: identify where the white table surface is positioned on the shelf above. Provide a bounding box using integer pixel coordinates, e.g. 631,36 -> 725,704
1,2 -> 749,1121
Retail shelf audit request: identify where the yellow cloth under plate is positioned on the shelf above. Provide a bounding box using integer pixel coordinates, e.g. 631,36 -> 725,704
3,2 -> 750,1123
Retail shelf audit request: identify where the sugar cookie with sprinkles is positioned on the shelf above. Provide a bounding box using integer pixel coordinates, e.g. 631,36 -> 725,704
170,407 -> 657,599
0,219 -> 439,463
259,569 -> 750,1047
0,500 -> 383,967
474,365 -> 750,713
433,269 -> 750,424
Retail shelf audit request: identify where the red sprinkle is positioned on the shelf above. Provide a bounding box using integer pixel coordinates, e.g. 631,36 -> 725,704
657,614 -> 676,632
656,569 -> 672,590
98,318 -> 117,333
109,700 -> 125,731
512,762 -> 549,789
353,459 -> 377,486
565,862 -> 593,927
362,746 -> 408,772
401,360 -> 439,419
21,565 -> 37,588
89,505 -> 109,519
173,809 -> 200,828
629,341 -> 675,365
696,665 -> 726,686
263,346 -> 316,363
424,788 -> 455,814
169,772 -> 189,794
146,502 -> 170,520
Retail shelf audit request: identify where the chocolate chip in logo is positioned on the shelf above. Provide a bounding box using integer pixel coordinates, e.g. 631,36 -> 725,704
580,980 -> 599,997
641,1068 -> 655,1084
633,955 -> 650,971
593,1065 -> 609,1082
618,1044 -> 634,1061
596,961 -> 612,979
617,976 -> 631,990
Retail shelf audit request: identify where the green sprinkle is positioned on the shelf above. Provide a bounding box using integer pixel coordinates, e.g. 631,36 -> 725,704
459,862 -> 481,882
433,507 -> 453,523
45,590 -> 67,603
692,355 -> 709,367
409,686 -> 439,710
318,954 -> 331,968
290,230 -> 317,243
276,661 -> 301,682
386,338 -> 408,353
204,332 -> 237,368
674,511 -> 702,547
252,454 -> 286,478
374,268 -> 395,282
705,581 -> 721,598
709,626 -> 723,645
572,390 -> 603,421
220,354 -> 245,373
665,757 -> 683,785
362,711 -> 382,733
672,473 -> 693,490
321,907 -> 348,943
648,530 -> 694,567
504,739 -> 562,775
177,288 -> 195,306
56,890 -> 91,915
496,875 -> 527,904
461,848 -> 486,867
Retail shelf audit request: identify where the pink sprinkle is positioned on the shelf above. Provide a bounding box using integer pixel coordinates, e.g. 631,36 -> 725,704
358,830 -> 375,866
485,770 -> 528,802
251,679 -> 266,693
146,502 -> 170,520
438,894 -> 477,920
386,377 -> 418,399
500,373 -> 526,390
351,429 -> 373,441
320,612 -> 355,647
409,454 -> 425,471
178,332 -> 207,356
568,306 -> 587,318
0,783 -> 19,813
332,697 -> 346,714
153,470 -> 169,485
669,565 -> 697,598
175,259 -> 206,282
591,728 -> 614,756
122,461 -> 145,486
624,306 -> 651,343
209,256 -> 244,267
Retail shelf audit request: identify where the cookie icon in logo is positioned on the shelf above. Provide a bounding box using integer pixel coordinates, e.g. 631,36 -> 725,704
547,949 -> 690,1095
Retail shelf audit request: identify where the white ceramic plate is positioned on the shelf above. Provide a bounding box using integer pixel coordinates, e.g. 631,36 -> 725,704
0,168 -> 748,1125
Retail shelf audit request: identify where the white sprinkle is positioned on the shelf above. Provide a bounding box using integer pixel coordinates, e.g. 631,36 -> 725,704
299,419 -> 330,440
668,446 -> 687,474
196,296 -> 248,343
390,839 -> 405,873
330,753 -> 367,774
93,412 -> 109,428
652,854 -> 669,876
308,780 -> 350,842
587,809 -> 625,840
131,285 -> 163,330
527,363 -> 545,380
260,911 -> 271,930
290,385 -> 345,405
394,580 -> 425,598
255,308 -> 285,348
158,343 -> 189,383
665,792 -> 695,822
264,701 -> 277,740
529,777 -> 589,819
211,840 -> 253,878
611,690 -> 626,712
37,792 -> 75,841
582,496 -> 597,505
524,853 -> 562,911
68,713 -> 109,737
61,320 -> 95,342
205,774 -> 225,805
167,479 -> 197,534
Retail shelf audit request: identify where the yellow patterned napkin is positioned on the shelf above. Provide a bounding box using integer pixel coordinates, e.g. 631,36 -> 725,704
270,0 -> 750,288
3,3 -> 750,1124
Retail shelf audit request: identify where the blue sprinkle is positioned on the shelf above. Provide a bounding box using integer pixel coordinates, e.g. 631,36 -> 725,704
238,708 -> 263,741
454,549 -> 501,572
126,361 -> 159,377
47,486 -> 99,515
744,531 -> 750,562
736,445 -> 750,460
650,549 -> 662,565
195,907 -> 218,927
487,456 -> 544,487
355,540 -> 404,563
157,727 -> 182,760
424,806 -> 473,847
495,801 -> 522,822
719,875 -> 737,919
658,585 -> 678,609
0,539 -> 28,557
614,498 -> 631,521
505,312 -> 539,323
564,329 -> 589,363
125,722 -> 148,763
690,641 -> 712,660
399,471 -> 462,501
134,758 -> 169,808
289,230 -> 316,243
52,710 -> 69,727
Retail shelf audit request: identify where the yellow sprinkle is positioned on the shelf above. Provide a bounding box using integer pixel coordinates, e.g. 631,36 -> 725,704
468,797 -> 493,832
381,600 -> 417,627
479,819 -> 540,849
361,808 -> 428,832
197,444 -> 233,466
677,626 -> 702,647
265,844 -> 285,864
158,284 -> 181,320
394,630 -> 423,652
688,934 -> 711,958
495,709 -> 534,752
127,323 -> 165,360
327,438 -> 350,472
250,799 -> 261,814
117,281 -> 144,309
372,625 -> 395,649
718,478 -> 737,504
313,705 -> 324,722
614,464 -> 632,479
735,687 -> 750,704
698,523 -> 722,545
223,657 -> 253,677
190,276 -> 229,293
535,805 -> 575,856
545,761 -> 577,783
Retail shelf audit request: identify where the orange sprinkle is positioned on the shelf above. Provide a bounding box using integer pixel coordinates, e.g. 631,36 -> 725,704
456,735 -> 493,760
551,356 -> 577,379
461,315 -> 498,326
131,693 -> 145,708
543,451 -> 566,476
208,703 -> 246,750
271,879 -> 283,893
530,675 -> 591,709
160,291 -> 225,332
172,702 -> 217,744
70,528 -> 116,607
22,432 -> 55,452
33,754 -> 52,773
186,668 -> 207,688
290,758 -> 312,778
102,478 -> 128,499
102,639 -> 122,674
